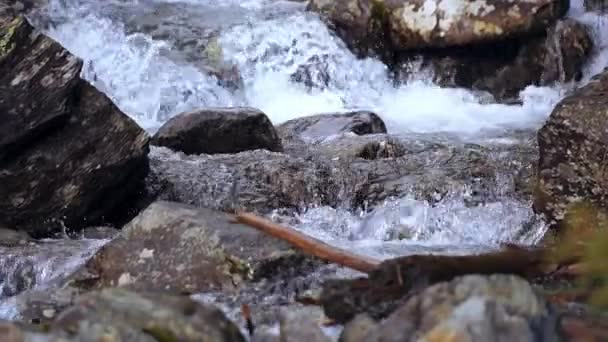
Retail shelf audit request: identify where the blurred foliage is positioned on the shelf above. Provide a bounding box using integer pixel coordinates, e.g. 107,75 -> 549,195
546,201 -> 608,309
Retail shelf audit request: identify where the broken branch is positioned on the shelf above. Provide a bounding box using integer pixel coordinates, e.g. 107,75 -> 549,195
235,212 -> 381,273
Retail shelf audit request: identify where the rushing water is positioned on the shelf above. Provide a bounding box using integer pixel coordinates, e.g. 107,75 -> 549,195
1,0 -> 608,325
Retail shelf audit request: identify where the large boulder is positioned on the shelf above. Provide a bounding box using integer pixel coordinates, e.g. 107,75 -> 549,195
535,69 -> 608,229
76,201 -> 299,293
151,107 -> 282,155
308,0 -> 592,101
308,0 -> 569,52
339,274 -> 557,342
1,288 -> 246,341
0,14 -> 150,237
420,18 -> 593,101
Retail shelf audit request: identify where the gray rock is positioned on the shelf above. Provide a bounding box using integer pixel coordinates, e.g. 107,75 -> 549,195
278,111 -> 387,145
279,307 -> 331,342
0,256 -> 36,297
535,68 -> 608,229
339,314 -> 377,342
45,288 -> 246,342
363,274 -> 557,342
0,14 -> 150,237
77,201 -> 301,293
7,286 -> 83,325
308,0 -> 568,52
147,146 -> 365,214
419,19 -> 593,101
308,0 -> 592,102
151,107 -> 282,155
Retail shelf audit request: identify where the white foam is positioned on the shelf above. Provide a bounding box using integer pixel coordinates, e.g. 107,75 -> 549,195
42,0 -> 608,134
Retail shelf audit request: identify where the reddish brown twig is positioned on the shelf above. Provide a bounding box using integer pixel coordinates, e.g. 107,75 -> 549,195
235,212 -> 381,273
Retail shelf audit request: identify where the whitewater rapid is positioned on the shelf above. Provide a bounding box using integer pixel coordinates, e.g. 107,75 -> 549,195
41,0 -> 607,134
31,0 -> 607,253
1,0 -> 607,324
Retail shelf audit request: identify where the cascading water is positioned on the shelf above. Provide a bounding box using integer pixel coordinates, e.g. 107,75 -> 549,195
1,0 -> 608,325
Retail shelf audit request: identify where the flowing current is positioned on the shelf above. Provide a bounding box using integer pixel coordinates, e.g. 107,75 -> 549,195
2,0 -> 608,322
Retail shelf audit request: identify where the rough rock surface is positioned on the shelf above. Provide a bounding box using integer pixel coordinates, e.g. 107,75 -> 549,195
308,0 -> 591,101
9,288 -> 246,341
0,14 -> 150,237
147,146 -> 365,213
420,18 -> 593,100
149,129 -> 538,217
535,68 -> 608,229
78,201 -> 300,293
308,0 -> 569,51
278,111 -> 387,144
151,107 -> 282,155
339,274 -> 557,342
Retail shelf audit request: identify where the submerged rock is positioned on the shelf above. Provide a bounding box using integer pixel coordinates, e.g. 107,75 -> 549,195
78,201 -> 299,293
535,68 -> 608,229
151,107 -> 282,155
0,14 -> 150,237
358,274 -> 556,342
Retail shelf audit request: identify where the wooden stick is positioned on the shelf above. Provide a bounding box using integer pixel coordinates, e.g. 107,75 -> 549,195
235,212 -> 381,273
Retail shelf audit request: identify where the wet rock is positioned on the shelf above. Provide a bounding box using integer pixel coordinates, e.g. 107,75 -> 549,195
278,112 -> 388,157
362,274 -> 557,342
407,19 -> 593,101
535,68 -> 608,229
0,227 -> 32,247
308,0 -> 568,53
339,314 -> 377,342
309,0 -> 591,101
151,107 -> 282,155
8,286 -> 83,325
0,14 -> 150,237
309,134 -> 407,161
278,111 -> 387,144
290,54 -> 332,90
147,146 -> 365,213
0,256 -> 36,297
78,201 -> 300,293
279,307 -> 331,342
349,134 -> 537,207
48,288 -> 245,341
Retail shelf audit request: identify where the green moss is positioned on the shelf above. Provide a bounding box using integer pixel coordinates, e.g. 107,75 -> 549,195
370,0 -> 388,25
204,38 -> 223,67
142,325 -> 178,342
0,17 -> 22,57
